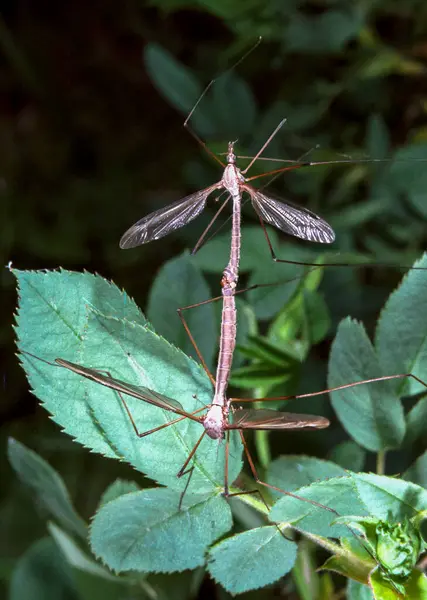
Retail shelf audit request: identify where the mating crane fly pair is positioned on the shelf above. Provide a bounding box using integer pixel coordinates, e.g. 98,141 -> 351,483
55,134 -> 338,499
25,125 -> 427,521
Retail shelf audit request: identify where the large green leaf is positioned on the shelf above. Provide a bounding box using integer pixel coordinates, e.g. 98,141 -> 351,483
329,442 -> 366,472
15,269 -> 242,494
144,43 -> 214,136
403,451 -> 427,489
389,146 -> 427,218
47,522 -> 118,583
209,71 -> 256,138
284,7 -> 366,52
405,395 -> 427,446
90,488 -> 232,573
98,479 -> 140,508
347,579 -> 375,600
328,318 -> 405,452
7,438 -> 87,539
147,252 -> 216,369
267,455 -> 347,500
375,253 -> 427,396
351,473 -> 427,521
14,268 -> 147,359
9,537 -> 79,600
269,476 -> 368,538
207,526 -> 297,594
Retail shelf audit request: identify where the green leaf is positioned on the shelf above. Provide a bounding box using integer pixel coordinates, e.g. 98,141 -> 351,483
375,253 -> 427,396
15,269 -> 242,494
331,198 -> 389,230
144,43 -> 214,136
47,522 -> 118,582
405,397 -> 427,446
233,298 -> 256,368
9,537 -> 79,600
302,289 -> 330,345
403,451 -> 427,489
347,579 -> 375,600
47,524 -> 140,600
328,318 -> 405,452
192,226 -> 280,274
229,363 -> 293,389
147,252 -> 216,369
369,565 -> 427,600
397,570 -> 427,599
13,268 -> 147,359
269,477 -> 368,538
90,488 -> 232,573
389,147 -> 427,218
267,456 -> 348,500
207,526 -> 297,594
237,335 -> 298,367
245,244 -> 320,321
284,7 -> 365,52
98,479 -> 140,508
145,571 -> 204,600
328,442 -> 366,472
366,114 -> 390,160
351,473 -> 427,521
209,71 -> 257,138
7,438 -> 87,539
322,553 -> 372,591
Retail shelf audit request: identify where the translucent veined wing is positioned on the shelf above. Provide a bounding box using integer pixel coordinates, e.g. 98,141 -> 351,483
227,408 -> 330,430
120,183 -> 221,248
55,358 -> 191,417
244,186 -> 335,244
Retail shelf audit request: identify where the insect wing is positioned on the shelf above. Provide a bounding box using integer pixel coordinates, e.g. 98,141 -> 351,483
247,187 -> 335,244
55,358 -> 188,415
228,408 -> 330,430
120,184 -> 220,248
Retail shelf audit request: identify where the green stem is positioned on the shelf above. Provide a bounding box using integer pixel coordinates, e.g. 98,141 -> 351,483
255,429 -> 271,470
376,450 -> 386,475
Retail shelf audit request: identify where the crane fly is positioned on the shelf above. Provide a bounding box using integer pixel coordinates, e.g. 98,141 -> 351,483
119,127 -> 335,251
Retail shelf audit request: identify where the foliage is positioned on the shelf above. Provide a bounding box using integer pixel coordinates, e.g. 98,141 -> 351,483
10,255 -> 427,598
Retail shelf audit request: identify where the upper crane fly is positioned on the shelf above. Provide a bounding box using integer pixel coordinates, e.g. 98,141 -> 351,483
119,135 -> 335,250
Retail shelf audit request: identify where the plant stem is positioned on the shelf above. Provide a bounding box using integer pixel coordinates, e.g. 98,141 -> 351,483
255,429 -> 271,469
376,450 -> 386,475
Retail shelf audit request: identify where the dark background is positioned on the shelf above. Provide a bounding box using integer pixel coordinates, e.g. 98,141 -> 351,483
1,1 -> 427,597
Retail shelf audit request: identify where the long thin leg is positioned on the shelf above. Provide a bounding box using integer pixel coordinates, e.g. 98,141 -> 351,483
183,36 -> 262,167
177,299 -> 220,386
242,118 -> 288,174
256,213 -> 427,271
121,400 -> 207,439
74,365 -> 209,438
232,372 -> 427,404
236,429 -> 338,515
223,429 -> 272,513
176,430 -> 207,478
191,193 -> 231,256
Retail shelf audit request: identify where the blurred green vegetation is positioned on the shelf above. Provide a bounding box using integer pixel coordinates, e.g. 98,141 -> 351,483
2,0 -> 427,598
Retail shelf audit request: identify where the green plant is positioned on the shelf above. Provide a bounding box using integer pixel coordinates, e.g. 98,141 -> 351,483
10,251 -> 427,599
